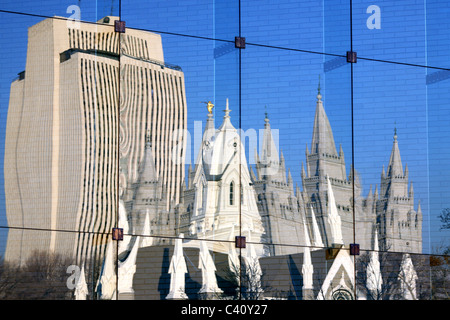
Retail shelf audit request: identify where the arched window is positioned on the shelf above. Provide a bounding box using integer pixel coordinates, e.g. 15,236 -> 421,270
229,181 -> 234,205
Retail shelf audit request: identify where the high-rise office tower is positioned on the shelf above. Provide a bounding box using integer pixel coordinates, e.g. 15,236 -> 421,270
4,16 -> 187,265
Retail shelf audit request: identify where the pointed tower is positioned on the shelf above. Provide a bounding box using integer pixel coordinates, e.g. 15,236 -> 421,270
182,100 -> 265,256
303,81 -> 355,248
198,240 -> 223,297
310,204 -> 324,248
179,104 -> 217,237
129,133 -> 172,244
97,241 -> 116,300
140,210 -> 153,247
366,227 -> 383,299
301,216 -> 314,300
252,110 -> 306,256
326,176 -> 344,246
398,253 -> 418,300
256,109 -> 280,179
194,106 -> 216,173
118,235 -> 141,298
310,80 -> 338,158
166,235 -> 188,300
75,265 -> 89,300
380,128 -> 408,199
377,128 -> 422,253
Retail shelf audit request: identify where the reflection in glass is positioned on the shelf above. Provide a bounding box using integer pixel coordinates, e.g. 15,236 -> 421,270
3,17 -> 118,268
0,0 -> 447,301
117,23 -> 188,242
353,60 -> 426,254
355,250 -> 436,300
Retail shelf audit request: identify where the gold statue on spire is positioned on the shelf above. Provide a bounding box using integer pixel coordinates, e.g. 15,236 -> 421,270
202,101 -> 214,114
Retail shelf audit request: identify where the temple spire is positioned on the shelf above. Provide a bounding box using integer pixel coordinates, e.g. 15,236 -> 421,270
327,176 -> 344,245
217,98 -> 234,131
224,98 -> 230,118
311,80 -> 337,156
74,265 -> 88,300
366,227 -> 382,297
97,241 -> 116,299
259,109 -> 280,179
398,254 -> 418,300
302,218 -> 314,299
166,234 -> 188,300
198,240 -> 222,296
310,204 -> 324,248
140,210 -> 153,247
139,134 -> 158,183
387,126 -> 403,178
194,101 -> 216,172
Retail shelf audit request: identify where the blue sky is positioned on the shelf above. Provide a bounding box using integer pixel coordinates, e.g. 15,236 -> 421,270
0,0 -> 449,256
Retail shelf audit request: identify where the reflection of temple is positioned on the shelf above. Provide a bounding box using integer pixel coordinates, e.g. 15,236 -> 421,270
182,99 -> 265,256
4,15 -> 426,300
4,16 -> 187,268
94,88 -> 423,300
180,87 -> 422,255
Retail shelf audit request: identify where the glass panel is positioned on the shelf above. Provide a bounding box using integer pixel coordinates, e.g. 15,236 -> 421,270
353,0 -> 450,70
116,28 -> 240,241
241,0 -> 350,56
1,0 -> 448,302
241,45 -> 352,254
122,0 -> 239,40
427,67 -> 450,256
117,1 -> 241,296
0,228 -> 107,300
260,244 -> 355,300
0,13 -> 37,235
426,0 -> 450,69
0,13 -> 118,299
352,0 -> 427,66
353,59 -> 427,254
355,249 -> 442,300
0,0 -> 119,23
127,237 -> 239,300
425,0 -> 450,258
